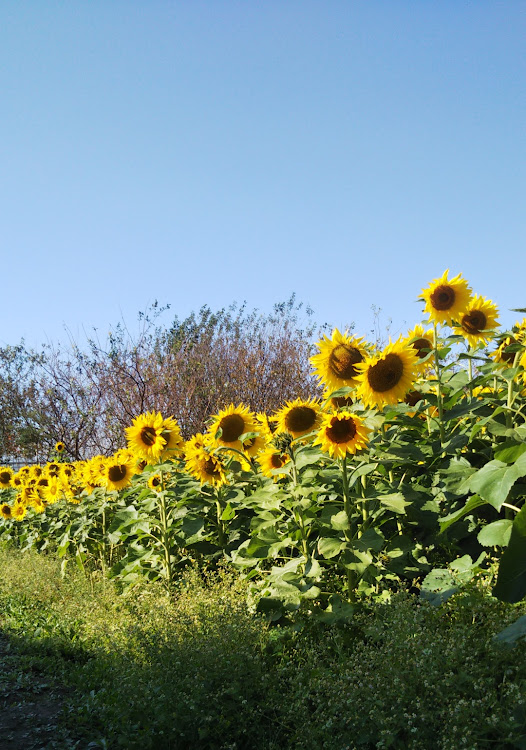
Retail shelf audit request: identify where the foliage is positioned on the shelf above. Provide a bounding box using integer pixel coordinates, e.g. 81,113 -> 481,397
1,546 -> 526,749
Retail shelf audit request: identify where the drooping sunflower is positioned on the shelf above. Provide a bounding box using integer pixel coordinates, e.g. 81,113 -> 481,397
453,295 -> 499,347
310,329 -> 368,393
208,403 -> 257,450
274,398 -> 323,439
160,415 -> 184,459
1,503 -> 12,520
185,448 -> 227,487
0,467 -> 13,488
405,325 -> 434,371
125,411 -> 167,463
420,270 -> 472,326
102,457 -> 136,492
314,411 -> 370,459
355,338 -> 419,409
256,446 -> 291,479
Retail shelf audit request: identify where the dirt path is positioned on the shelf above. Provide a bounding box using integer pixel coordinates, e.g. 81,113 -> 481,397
0,632 -> 72,750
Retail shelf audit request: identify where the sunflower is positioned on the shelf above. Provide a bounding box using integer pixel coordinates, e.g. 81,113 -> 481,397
453,295 -> 499,347
274,398 -> 323,439
241,432 -> 266,458
420,270 -> 472,326
405,325 -> 434,371
160,416 -> 184,459
185,448 -> 227,487
256,446 -> 291,479
323,388 -> 355,411
315,411 -> 370,459
125,411 -> 167,463
0,467 -> 13,488
11,502 -> 27,521
1,503 -> 12,520
208,403 -> 257,450
148,473 -> 163,492
355,338 -> 419,409
310,329 -> 368,393
11,473 -> 24,489
255,413 -> 278,442
102,457 -> 136,492
55,441 -> 65,453
41,476 -> 64,505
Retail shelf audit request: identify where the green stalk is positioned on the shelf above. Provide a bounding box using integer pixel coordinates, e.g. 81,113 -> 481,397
157,471 -> 173,586
506,352 -> 521,428
341,455 -> 357,602
433,322 -> 445,446
215,488 -> 226,551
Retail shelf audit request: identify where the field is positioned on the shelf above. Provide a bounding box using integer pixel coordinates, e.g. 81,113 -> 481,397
2,272 -> 526,747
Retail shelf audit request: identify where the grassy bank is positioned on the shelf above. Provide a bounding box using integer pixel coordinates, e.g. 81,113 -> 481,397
1,546 -> 525,749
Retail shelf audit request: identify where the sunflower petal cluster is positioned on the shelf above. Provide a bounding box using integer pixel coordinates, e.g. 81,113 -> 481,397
421,269 -> 472,326
453,295 -> 499,347
314,411 -> 370,458
310,329 -> 368,393
355,338 -> 419,409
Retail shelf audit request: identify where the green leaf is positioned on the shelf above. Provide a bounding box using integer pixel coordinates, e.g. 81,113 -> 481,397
470,452 -> 526,510
379,492 -> 409,514
318,537 -> 345,559
221,503 -> 236,521
439,494 -> 487,534
493,615 -> 526,647
477,519 -> 513,547
353,527 -> 384,553
330,510 -> 350,530
420,568 -> 458,605
493,505 -> 526,603
494,442 -> 526,464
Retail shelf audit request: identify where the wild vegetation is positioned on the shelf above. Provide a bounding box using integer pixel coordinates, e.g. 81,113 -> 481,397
2,270 -> 526,747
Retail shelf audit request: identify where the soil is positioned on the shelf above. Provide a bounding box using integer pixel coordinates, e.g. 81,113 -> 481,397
0,632 -> 72,749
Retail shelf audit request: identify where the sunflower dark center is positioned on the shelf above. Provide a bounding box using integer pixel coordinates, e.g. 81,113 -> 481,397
219,414 -> 246,442
412,337 -> 432,358
140,426 -> 158,447
204,458 -> 221,476
151,476 -> 161,487
270,453 -> 286,469
462,310 -> 487,334
331,395 -> 354,409
499,337 -> 518,364
285,406 -> 317,433
367,353 -> 404,393
108,465 -> 127,482
2,505 -> 12,517
37,478 -> 49,487
326,417 -> 357,444
430,284 -> 455,311
0,471 -> 11,483
404,390 -> 422,407
329,345 -> 363,380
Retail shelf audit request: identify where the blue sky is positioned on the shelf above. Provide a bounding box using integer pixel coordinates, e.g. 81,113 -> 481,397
2,1 -> 525,349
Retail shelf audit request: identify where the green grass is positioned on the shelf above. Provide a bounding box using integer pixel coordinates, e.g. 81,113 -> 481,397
1,546 -> 526,749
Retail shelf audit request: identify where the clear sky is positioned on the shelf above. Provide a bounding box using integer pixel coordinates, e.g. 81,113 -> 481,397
2,1 -> 525,349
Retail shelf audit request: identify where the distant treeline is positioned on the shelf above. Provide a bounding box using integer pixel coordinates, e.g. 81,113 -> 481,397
0,297 -> 328,461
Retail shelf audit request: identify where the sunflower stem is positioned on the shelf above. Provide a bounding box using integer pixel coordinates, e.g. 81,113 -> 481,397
158,471 -> 173,586
341,456 -> 357,602
215,488 -> 227,551
506,352 -> 521,428
433,323 -> 445,446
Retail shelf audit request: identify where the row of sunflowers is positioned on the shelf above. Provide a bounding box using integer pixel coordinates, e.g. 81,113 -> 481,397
2,270 -> 526,613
